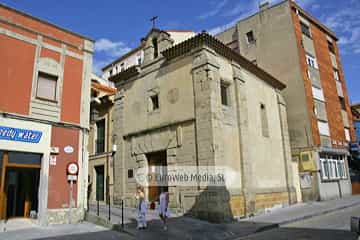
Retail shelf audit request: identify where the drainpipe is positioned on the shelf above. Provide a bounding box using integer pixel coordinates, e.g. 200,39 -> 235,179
276,93 -> 292,205
106,107 -> 111,219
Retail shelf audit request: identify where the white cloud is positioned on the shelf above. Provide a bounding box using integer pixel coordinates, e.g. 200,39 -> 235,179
198,0 -> 228,20
321,4 -> 360,55
94,38 -> 131,58
208,1 -> 258,35
92,58 -> 111,75
208,15 -> 243,35
222,3 -> 243,17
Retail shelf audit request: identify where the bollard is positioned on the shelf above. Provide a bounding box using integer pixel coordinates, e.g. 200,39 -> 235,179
121,199 -> 124,228
108,199 -> 111,221
97,199 -> 100,216
351,216 -> 360,234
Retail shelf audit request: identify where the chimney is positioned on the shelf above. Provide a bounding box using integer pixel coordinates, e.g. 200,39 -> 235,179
259,1 -> 270,11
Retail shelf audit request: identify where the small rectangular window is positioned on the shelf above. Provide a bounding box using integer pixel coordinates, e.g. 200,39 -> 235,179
246,31 -> 255,44
128,169 -> 134,178
328,41 -> 335,54
260,103 -> 269,137
36,72 -> 57,101
96,119 -> 106,153
300,21 -> 311,38
150,94 -> 159,111
220,82 -> 229,106
339,97 -> 346,110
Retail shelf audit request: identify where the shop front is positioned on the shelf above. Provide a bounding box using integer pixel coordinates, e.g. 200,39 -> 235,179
0,116 -> 51,224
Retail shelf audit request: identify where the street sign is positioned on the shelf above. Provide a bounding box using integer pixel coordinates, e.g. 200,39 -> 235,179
66,162 -> 79,176
67,175 -> 77,181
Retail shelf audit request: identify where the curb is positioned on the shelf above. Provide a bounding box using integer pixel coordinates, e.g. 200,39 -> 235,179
236,200 -> 360,239
278,200 -> 360,226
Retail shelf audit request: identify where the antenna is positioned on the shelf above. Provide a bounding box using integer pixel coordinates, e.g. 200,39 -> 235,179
150,16 -> 158,29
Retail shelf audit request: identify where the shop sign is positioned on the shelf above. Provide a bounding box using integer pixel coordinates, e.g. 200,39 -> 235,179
0,126 -> 42,143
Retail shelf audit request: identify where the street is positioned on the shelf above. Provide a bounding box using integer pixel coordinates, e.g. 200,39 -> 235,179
239,205 -> 360,240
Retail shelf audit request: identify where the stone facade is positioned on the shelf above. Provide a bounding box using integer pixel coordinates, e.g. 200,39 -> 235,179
110,29 -> 300,221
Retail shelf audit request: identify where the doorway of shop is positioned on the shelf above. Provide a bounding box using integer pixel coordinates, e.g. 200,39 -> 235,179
6,167 -> 40,218
0,151 -> 42,220
147,151 -> 168,203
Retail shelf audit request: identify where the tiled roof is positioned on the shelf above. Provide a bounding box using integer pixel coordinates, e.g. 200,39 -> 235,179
162,32 -> 286,90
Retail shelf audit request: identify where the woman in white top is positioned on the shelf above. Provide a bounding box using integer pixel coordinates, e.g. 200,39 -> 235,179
159,188 -> 169,230
136,186 -> 147,229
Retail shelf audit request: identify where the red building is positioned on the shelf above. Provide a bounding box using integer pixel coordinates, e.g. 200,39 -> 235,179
0,3 -> 93,224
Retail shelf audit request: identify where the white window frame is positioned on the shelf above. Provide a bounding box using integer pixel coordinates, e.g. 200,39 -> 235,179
334,69 -> 340,81
344,128 -> 350,142
320,157 -> 329,180
320,154 -> 348,181
306,54 -> 318,69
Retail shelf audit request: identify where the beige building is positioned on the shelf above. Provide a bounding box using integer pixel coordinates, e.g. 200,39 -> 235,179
109,28 -> 301,221
216,0 -> 354,201
88,74 -> 116,205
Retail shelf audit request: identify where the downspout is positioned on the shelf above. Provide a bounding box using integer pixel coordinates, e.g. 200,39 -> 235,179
233,75 -> 247,217
106,108 -> 111,205
276,92 -> 292,205
191,64 -> 200,193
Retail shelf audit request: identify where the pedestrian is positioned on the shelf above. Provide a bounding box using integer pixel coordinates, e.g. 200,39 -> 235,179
136,186 -> 147,229
159,188 -> 169,230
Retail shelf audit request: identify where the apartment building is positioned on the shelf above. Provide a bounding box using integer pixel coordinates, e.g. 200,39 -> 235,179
88,74 -> 116,205
109,28 -> 300,221
102,30 -> 196,80
216,0 -> 355,201
0,4 -> 93,224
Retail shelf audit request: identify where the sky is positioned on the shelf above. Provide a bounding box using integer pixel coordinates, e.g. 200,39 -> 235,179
1,0 -> 359,102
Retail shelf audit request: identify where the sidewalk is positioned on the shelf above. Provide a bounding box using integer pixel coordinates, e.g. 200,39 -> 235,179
0,221 -> 117,240
87,205 -> 273,240
240,194 -> 360,226
87,195 -> 360,240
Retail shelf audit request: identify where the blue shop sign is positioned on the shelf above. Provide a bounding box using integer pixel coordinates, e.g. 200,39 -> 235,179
0,126 -> 42,143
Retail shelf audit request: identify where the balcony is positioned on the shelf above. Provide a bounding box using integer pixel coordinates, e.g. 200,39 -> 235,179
314,100 -> 328,121
308,68 -> 321,89
312,86 -> 325,102
320,135 -> 332,148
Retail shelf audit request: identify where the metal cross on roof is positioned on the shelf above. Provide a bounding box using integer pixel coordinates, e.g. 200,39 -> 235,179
150,16 -> 158,28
